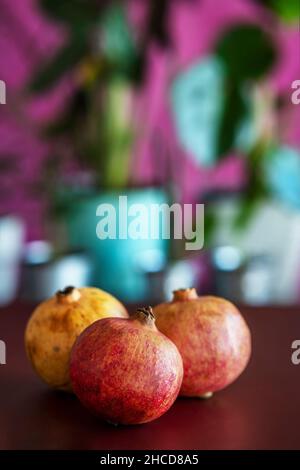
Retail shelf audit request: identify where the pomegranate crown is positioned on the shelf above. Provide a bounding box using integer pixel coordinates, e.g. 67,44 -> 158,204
134,306 -> 156,326
56,286 -> 81,303
173,288 -> 198,301
136,306 -> 155,320
57,286 -> 75,296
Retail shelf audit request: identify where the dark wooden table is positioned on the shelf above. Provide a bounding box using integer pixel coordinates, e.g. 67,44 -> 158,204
0,302 -> 300,450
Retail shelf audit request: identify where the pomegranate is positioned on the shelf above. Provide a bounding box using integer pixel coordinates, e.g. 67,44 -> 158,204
154,288 -> 251,398
70,306 -> 183,425
25,286 -> 128,391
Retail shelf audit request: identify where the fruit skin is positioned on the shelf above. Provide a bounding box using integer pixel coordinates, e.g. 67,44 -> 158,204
25,286 -> 128,391
70,307 -> 183,425
154,289 -> 251,398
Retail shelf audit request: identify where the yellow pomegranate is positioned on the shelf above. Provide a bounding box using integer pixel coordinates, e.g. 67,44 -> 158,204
25,286 -> 128,391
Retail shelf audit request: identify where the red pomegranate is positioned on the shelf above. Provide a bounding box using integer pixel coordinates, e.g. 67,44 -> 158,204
154,288 -> 251,398
70,306 -> 183,425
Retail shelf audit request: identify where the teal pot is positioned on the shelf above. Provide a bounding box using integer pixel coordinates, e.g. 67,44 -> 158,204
66,187 -> 169,302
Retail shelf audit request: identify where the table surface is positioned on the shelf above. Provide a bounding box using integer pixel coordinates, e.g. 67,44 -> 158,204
1,301 -> 300,450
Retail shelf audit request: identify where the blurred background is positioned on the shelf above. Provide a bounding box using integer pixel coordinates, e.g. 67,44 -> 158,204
0,0 -> 299,306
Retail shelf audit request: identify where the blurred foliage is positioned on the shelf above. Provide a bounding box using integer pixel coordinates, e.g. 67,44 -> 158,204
215,82 -> 248,157
0,156 -> 18,201
38,0 -> 102,24
31,0 -> 105,92
101,4 -> 142,83
257,0 -> 300,23
263,146 -> 300,209
31,33 -> 87,92
30,0 -> 171,200
233,140 -> 273,230
216,24 -> 276,83
215,24 -> 276,157
28,0 -> 297,239
205,18 -> 281,240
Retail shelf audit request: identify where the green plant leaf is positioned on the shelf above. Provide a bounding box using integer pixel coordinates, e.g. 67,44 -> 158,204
145,0 -> 172,47
271,0 -> 300,23
216,24 -> 276,82
30,35 -> 87,92
99,80 -> 134,188
203,206 -> 218,247
216,82 -> 247,157
44,91 -> 88,136
39,0 -> 101,25
257,0 -> 300,23
101,4 -> 141,82
234,141 -> 272,229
